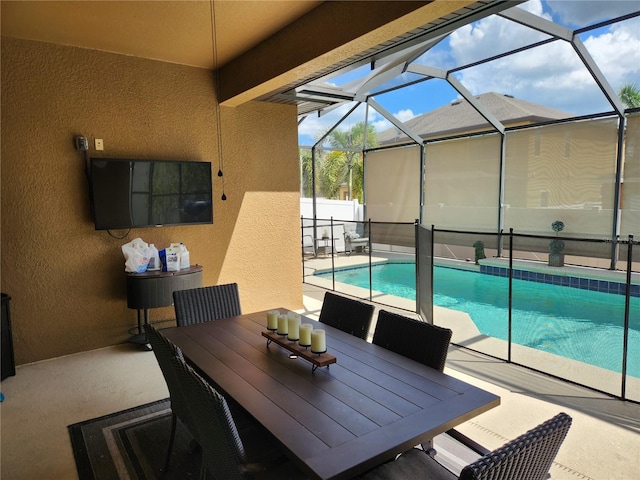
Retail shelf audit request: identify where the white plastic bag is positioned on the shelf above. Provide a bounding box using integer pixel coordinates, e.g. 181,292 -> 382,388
121,238 -> 150,273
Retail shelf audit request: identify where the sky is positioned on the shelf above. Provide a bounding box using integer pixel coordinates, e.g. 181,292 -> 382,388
298,0 -> 640,146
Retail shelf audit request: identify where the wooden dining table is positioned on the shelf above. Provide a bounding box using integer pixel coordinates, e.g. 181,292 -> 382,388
162,309 -> 500,480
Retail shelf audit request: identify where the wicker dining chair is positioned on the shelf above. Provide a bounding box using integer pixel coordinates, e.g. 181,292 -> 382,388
318,292 -> 375,340
170,347 -> 307,480
145,324 -> 197,473
173,283 -> 241,327
372,310 -> 453,372
359,412 -> 572,480
372,310 -> 453,454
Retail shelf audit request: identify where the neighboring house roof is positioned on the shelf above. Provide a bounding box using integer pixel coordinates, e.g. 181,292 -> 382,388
377,92 -> 572,145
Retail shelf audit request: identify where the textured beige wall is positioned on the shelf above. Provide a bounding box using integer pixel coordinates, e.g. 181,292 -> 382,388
1,37 -> 302,364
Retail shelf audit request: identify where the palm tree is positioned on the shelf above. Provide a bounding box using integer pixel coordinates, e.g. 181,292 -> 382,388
317,122 -> 378,202
299,149 -> 314,198
618,83 -> 640,109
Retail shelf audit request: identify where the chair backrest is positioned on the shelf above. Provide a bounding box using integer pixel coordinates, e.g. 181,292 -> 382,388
459,412 -> 572,480
170,346 -> 250,480
173,283 -> 241,327
318,292 -> 374,340
344,222 -> 368,239
372,310 -> 452,372
144,324 -> 196,435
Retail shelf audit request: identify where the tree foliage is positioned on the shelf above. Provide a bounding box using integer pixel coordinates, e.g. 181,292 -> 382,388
299,149 -> 314,198
619,83 -> 640,109
318,151 -> 346,199
315,122 -> 378,202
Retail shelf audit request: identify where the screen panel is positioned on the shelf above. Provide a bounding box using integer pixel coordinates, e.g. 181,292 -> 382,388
424,134 -> 502,230
621,113 -> 640,238
365,146 -> 421,223
503,118 -> 618,238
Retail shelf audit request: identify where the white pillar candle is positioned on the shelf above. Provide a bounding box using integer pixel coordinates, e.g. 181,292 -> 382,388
277,314 -> 288,335
267,310 -> 279,330
287,311 -> 301,322
287,317 -> 300,341
287,316 -> 301,341
310,329 -> 326,353
299,323 -> 313,346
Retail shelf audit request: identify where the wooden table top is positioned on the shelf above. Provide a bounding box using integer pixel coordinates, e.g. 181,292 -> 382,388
163,309 -> 500,480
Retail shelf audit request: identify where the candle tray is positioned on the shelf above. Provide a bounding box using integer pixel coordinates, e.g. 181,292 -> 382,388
262,331 -> 336,372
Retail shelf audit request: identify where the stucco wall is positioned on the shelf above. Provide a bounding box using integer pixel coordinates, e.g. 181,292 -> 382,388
1,37 -> 302,364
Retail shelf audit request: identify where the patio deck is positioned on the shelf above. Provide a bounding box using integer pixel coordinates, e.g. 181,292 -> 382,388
0,274 -> 638,479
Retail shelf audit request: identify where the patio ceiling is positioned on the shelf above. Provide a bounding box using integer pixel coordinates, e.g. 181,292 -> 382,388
0,0 -> 321,70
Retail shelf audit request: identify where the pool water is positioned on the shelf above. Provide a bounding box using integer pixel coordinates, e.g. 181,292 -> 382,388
318,263 -> 640,378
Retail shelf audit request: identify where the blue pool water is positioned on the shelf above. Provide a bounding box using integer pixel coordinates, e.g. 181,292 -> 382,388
317,263 -> 640,378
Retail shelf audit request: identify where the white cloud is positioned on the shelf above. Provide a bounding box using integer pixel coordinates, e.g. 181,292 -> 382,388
416,45 -> 455,70
447,3 -> 550,68
394,109 -> 417,123
583,18 -> 640,86
546,0 -> 638,26
371,118 -> 392,133
448,1 -> 640,114
518,0 -> 549,17
369,109 -> 417,134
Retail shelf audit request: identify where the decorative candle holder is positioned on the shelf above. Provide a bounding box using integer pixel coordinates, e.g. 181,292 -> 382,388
262,330 -> 336,372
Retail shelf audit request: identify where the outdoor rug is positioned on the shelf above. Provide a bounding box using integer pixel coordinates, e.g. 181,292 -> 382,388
68,398 -> 201,479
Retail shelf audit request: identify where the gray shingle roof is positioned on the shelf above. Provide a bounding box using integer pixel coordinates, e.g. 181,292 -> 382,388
377,92 -> 571,144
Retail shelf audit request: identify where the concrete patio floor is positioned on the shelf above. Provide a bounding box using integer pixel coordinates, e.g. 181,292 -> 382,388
0,279 -> 638,480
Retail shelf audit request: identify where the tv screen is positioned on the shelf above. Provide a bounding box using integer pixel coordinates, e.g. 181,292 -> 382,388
89,157 -> 213,230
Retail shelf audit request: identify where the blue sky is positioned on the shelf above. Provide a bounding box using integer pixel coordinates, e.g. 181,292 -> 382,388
298,0 -> 640,146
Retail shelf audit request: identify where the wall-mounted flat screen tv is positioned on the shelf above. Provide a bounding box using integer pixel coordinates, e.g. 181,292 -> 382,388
89,157 -> 213,230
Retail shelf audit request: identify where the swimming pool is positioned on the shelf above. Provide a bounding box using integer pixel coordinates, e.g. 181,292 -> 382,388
317,262 -> 640,378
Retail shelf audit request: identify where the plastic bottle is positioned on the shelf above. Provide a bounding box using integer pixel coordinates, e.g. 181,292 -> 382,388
165,246 -> 180,272
179,242 -> 190,269
168,243 -> 182,271
147,244 -> 161,271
